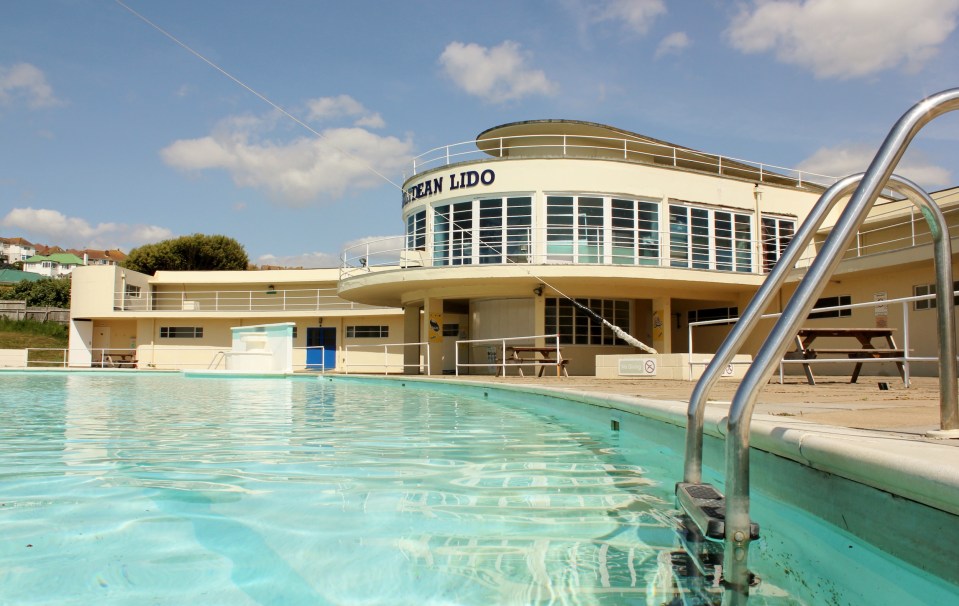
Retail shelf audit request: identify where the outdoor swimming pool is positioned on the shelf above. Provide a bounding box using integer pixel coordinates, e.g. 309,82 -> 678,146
0,372 -> 955,604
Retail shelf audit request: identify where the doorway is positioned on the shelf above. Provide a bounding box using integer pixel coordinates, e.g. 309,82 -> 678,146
306,327 -> 336,370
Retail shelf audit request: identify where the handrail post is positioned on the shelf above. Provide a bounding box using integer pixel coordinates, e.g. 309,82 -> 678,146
426,342 -> 431,376
501,340 -> 507,377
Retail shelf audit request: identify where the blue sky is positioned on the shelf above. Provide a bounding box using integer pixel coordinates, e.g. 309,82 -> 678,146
2,0 -> 959,267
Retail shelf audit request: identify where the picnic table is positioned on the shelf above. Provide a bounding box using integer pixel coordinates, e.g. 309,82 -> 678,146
496,346 -> 569,377
791,327 -> 904,385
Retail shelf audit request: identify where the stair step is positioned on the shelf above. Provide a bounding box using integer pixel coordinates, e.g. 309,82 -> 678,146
676,482 -> 760,541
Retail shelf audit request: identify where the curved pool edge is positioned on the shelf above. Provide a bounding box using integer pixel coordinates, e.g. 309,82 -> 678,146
324,374 -> 959,519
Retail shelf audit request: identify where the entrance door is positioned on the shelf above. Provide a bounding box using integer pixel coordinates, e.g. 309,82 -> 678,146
306,327 -> 336,370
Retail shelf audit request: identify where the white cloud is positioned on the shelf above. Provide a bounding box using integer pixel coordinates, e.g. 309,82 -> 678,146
655,32 -> 690,58
0,62 -> 62,109
798,144 -> 952,189
1,207 -> 173,250
439,41 -> 558,103
306,94 -> 385,128
160,111 -> 413,206
726,0 -> 959,79
595,0 -> 666,35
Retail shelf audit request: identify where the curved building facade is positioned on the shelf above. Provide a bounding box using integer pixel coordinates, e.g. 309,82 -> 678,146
338,120 -> 830,375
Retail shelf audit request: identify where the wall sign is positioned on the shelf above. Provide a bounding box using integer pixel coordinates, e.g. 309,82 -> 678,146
402,169 -> 496,206
619,358 -> 657,376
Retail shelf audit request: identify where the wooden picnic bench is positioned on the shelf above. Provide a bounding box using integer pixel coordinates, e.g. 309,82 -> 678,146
790,327 -> 904,385
495,346 -> 570,377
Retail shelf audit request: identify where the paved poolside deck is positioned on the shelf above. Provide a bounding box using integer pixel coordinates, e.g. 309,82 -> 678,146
446,374 -> 958,442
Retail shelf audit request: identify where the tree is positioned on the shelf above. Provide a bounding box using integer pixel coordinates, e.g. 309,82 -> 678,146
0,278 -> 71,308
122,234 -> 250,275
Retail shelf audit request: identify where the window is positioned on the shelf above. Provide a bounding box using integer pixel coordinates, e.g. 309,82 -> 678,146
545,298 -> 630,345
442,323 -> 459,337
430,196 -> 532,266
125,284 -> 141,298
346,325 -> 389,338
669,204 -> 752,272
406,210 -> 426,250
611,198 -> 659,265
808,295 -> 851,319
160,326 -> 203,339
688,307 -> 739,323
761,216 -> 796,272
914,281 -> 959,310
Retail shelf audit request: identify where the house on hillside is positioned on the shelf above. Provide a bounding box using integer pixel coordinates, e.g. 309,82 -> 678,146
0,237 -> 37,264
72,249 -> 127,267
23,252 -> 86,278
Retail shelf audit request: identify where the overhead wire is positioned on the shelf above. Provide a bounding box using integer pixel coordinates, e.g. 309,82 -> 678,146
114,0 -> 656,354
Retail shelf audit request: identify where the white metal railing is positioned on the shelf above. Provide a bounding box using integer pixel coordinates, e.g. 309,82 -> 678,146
113,287 -> 389,313
454,334 -> 561,376
22,346 -> 328,372
296,346 -> 326,372
793,196 -> 959,269
686,291 -> 959,386
340,227 -> 792,280
409,133 -> 837,188
343,341 -> 430,375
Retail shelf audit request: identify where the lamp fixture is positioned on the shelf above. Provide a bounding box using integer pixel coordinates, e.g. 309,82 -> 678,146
533,285 -> 544,297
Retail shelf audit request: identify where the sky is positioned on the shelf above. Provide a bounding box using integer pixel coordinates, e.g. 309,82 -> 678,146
2,0 -> 959,268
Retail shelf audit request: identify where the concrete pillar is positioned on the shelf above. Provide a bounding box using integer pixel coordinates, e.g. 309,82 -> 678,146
423,297 -> 444,375
403,305 -> 421,374
652,297 -> 672,353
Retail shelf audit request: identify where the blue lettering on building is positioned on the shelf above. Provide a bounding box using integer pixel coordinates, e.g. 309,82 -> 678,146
402,170 -> 495,206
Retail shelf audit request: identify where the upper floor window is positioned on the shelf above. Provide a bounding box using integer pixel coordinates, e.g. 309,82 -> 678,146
669,204 -> 752,272
761,216 -> 796,272
809,295 -> 851,319
346,325 -> 389,338
431,196 -> 532,266
406,210 -> 426,250
160,326 -> 203,339
125,284 -> 141,298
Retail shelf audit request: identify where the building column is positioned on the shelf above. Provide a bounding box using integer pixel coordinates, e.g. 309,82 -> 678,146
403,305 -> 421,375
423,297 -> 444,375
652,297 -> 672,353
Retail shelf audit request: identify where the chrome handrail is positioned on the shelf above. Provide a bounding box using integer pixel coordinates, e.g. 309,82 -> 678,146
719,88 -> 959,604
682,173 -> 954,485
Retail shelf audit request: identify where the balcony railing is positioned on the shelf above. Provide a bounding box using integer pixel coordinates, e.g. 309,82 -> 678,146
343,197 -> 959,280
113,288 -> 389,313
410,133 -> 836,188
340,227 -> 782,280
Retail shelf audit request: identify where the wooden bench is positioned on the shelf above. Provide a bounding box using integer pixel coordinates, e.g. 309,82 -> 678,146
496,357 -> 570,377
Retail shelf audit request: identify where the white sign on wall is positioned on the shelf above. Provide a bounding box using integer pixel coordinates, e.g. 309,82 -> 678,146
619,358 -> 657,376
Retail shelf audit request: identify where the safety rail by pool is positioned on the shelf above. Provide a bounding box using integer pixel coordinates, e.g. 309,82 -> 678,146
343,341 -> 431,375
679,89 -> 959,605
454,334 -> 562,377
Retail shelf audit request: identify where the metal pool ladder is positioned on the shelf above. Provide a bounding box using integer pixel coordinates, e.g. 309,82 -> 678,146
676,88 -> 959,605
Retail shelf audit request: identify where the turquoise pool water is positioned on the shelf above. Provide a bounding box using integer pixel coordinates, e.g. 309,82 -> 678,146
0,372 -> 955,605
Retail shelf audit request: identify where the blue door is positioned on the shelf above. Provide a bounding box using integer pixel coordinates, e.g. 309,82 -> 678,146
306,327 -> 336,370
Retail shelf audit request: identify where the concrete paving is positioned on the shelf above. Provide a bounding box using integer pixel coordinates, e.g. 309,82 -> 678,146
447,373 -> 958,441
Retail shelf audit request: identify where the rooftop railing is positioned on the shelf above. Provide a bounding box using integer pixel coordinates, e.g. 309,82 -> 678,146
410,133 -> 837,188
113,287 -> 389,313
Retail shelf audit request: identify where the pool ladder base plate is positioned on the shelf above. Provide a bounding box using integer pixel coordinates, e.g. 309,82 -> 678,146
676,482 -> 760,541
